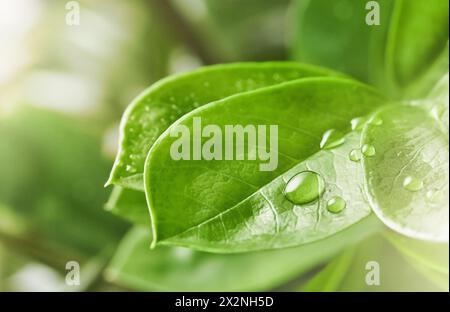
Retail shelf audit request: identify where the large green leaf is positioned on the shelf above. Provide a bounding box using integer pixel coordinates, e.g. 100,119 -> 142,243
106,216 -> 380,292
106,62 -> 340,191
145,77 -> 386,252
361,104 -> 449,242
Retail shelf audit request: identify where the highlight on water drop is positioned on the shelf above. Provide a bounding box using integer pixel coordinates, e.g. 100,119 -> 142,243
350,116 -> 367,131
361,144 -> 376,157
319,129 -> 345,150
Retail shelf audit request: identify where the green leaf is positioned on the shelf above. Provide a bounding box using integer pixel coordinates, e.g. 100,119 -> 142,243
385,231 -> 449,275
290,0 -> 393,82
106,62 -> 341,191
385,0 -> 449,91
105,186 -> 150,226
0,106 -> 128,256
300,248 -> 355,292
338,235 -> 448,291
362,104 -> 449,242
106,216 -> 381,291
291,0 -> 449,98
145,77 -> 386,252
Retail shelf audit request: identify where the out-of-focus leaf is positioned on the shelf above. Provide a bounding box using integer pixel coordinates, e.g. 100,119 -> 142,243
106,215 -> 381,291
291,0 -> 449,98
338,235 -> 448,291
105,186 -> 149,226
202,0 -> 290,60
301,248 -> 355,292
385,0 -> 449,92
291,0 -> 393,83
386,231 -> 448,275
0,106 -> 128,256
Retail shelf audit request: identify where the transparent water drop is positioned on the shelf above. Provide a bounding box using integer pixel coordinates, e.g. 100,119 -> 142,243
349,149 -> 362,162
350,117 -> 367,131
284,171 -> 325,205
368,116 -> 383,126
320,129 -> 345,150
403,176 -> 423,192
327,196 -> 346,213
361,144 -> 376,157
426,189 -> 443,203
126,165 -> 136,173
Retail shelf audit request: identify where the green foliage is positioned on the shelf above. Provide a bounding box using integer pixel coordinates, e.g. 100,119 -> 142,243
106,216 -> 380,291
291,0 -> 449,99
0,107 -> 128,257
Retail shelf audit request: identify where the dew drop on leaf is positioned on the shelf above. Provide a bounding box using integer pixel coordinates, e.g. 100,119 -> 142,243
319,129 -> 345,149
426,189 -> 443,203
126,165 -> 136,173
403,176 -> 424,192
368,116 -> 383,126
349,149 -> 362,162
326,196 -> 346,213
284,171 -> 325,205
350,116 -> 367,131
361,144 -> 376,157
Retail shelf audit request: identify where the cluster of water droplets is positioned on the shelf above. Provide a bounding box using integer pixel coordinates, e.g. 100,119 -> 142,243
282,114 -> 386,214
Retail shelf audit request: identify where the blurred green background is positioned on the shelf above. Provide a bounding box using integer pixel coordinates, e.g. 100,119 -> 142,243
0,0 -> 448,291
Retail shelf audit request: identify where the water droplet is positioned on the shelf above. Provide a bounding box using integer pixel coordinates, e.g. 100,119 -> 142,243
327,196 -> 346,213
203,81 -> 210,87
273,73 -> 282,81
368,116 -> 383,126
431,105 -> 444,120
126,165 -> 136,173
320,129 -> 345,149
349,149 -> 362,162
284,171 -> 325,205
350,117 -> 367,131
426,189 -> 443,203
361,144 -> 376,157
403,176 -> 423,192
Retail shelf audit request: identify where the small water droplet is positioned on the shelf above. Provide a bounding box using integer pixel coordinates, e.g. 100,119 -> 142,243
426,189 -> 443,203
431,105 -> 444,120
284,171 -> 325,205
349,149 -> 362,162
361,144 -> 376,157
327,196 -> 346,213
203,81 -> 210,87
403,176 -> 423,192
350,117 -> 367,131
368,116 -> 383,126
320,129 -> 345,149
273,73 -> 282,81
126,165 -> 136,173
